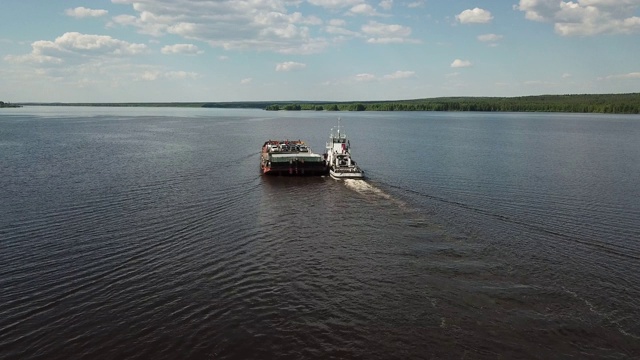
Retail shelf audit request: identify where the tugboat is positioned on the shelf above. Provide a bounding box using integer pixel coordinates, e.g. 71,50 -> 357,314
261,140 -> 328,176
325,118 -> 364,180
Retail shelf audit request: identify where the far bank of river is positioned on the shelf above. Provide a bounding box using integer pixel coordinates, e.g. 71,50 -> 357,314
13,93 -> 640,114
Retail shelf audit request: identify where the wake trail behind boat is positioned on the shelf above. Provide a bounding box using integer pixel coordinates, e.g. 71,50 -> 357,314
343,179 -> 409,209
343,179 -> 388,198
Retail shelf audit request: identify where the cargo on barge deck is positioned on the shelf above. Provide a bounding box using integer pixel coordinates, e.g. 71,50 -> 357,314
260,140 -> 328,176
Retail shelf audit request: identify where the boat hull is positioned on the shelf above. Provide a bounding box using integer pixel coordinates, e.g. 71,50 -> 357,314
329,168 -> 364,180
262,163 -> 328,176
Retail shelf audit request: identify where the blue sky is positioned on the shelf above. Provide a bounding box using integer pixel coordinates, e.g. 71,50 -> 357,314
1,0 -> 639,102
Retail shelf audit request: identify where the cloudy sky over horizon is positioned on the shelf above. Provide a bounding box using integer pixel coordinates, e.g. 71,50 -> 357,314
1,0 -> 639,102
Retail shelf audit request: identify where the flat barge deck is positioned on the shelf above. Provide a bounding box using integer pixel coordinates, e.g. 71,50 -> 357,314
260,140 -> 328,176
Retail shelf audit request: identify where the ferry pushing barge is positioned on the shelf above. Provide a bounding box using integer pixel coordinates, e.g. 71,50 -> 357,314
260,140 -> 327,176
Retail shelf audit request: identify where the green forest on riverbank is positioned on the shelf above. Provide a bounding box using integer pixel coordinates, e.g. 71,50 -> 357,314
0,101 -> 21,108
11,93 -> 640,114
264,93 -> 640,114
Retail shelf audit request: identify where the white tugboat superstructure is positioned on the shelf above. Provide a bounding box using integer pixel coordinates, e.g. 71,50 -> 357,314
325,118 -> 364,180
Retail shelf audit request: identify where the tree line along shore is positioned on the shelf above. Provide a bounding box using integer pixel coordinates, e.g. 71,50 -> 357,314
263,93 -> 640,114
8,93 -> 640,114
0,101 -> 21,108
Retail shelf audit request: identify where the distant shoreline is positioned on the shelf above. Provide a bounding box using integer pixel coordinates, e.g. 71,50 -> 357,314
0,102 -> 21,108
13,93 -> 640,114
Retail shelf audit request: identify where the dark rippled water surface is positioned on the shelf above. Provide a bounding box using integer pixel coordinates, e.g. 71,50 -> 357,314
1,107 -> 639,359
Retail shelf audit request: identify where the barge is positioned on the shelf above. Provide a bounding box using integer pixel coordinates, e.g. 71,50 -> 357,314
260,140 -> 328,176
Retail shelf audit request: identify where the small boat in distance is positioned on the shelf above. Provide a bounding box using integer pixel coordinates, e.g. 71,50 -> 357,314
325,118 -> 364,180
260,140 -> 327,176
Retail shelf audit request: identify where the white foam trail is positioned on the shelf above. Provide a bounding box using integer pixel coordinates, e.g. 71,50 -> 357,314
343,179 -> 392,200
342,179 -> 409,209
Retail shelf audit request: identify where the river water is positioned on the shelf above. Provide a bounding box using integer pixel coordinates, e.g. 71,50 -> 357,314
1,107 -> 639,359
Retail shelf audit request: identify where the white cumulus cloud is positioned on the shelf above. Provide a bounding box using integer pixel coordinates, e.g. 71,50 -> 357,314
164,71 -> 198,80
65,7 -> 108,18
354,73 -> 376,82
4,54 -> 63,65
110,0 -> 330,54
379,0 -> 394,11
515,0 -> 640,36
5,32 -> 147,65
451,59 -> 472,68
361,21 -> 418,43
349,3 -> 379,16
478,33 -> 503,42
275,61 -> 307,71
383,70 -> 416,80
599,72 -> 640,80
362,21 -> 411,36
456,8 -> 494,24
407,1 -> 425,8
308,0 -> 364,9
139,71 -> 161,81
161,44 -> 203,55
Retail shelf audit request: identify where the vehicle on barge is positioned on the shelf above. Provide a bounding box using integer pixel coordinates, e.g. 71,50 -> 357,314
260,140 -> 327,176
325,119 -> 364,180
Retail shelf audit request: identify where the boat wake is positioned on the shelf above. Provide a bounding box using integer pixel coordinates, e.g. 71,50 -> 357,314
343,179 -> 389,198
343,179 -> 410,209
